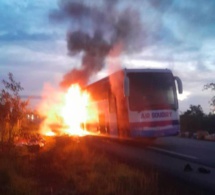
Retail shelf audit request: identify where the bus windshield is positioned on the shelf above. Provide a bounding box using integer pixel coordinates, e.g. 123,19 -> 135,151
128,72 -> 177,111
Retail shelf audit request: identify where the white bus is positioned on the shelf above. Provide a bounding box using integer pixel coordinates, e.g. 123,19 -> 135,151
85,68 -> 183,139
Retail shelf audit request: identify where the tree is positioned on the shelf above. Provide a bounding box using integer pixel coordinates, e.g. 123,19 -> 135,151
0,73 -> 28,145
204,83 -> 215,112
180,105 -> 205,132
183,105 -> 204,117
180,104 -> 215,133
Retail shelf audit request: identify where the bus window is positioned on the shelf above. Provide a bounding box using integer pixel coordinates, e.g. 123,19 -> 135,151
128,72 -> 176,111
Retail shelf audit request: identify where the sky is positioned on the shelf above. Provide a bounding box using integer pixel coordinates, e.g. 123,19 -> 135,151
0,0 -> 215,114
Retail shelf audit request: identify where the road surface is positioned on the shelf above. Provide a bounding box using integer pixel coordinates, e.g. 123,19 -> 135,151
86,135 -> 215,193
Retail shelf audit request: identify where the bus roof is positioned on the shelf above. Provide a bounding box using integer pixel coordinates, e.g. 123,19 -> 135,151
86,68 -> 173,87
124,68 -> 172,73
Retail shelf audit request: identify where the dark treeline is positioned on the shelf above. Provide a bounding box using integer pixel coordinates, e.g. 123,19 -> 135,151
180,105 -> 215,133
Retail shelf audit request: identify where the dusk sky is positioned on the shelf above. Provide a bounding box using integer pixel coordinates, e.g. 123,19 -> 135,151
0,0 -> 215,113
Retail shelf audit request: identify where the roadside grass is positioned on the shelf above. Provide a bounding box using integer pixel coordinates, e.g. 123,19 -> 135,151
33,136 -> 158,194
0,136 -> 211,195
0,146 -> 37,195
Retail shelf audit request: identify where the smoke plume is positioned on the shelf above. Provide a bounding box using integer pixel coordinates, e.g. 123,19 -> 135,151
50,0 -> 144,88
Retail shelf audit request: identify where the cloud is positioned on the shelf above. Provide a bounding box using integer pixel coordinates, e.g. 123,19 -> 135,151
0,39 -> 82,96
179,94 -> 211,114
0,0 -> 59,40
0,0 -> 215,113
178,91 -> 191,101
0,31 -> 56,42
162,0 -> 215,43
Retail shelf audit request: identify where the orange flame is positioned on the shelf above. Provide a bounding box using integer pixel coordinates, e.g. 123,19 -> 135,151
38,84 -> 97,137
60,85 -> 89,136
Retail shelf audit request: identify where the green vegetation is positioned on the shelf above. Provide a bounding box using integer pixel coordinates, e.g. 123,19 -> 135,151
179,82 -> 215,136
0,73 -> 28,146
180,105 -> 215,133
204,82 -> 215,110
0,146 -> 37,195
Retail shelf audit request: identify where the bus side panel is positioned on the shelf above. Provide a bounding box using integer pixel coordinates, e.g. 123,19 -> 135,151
108,112 -> 118,136
86,88 -> 119,137
110,71 -> 130,138
92,100 -> 110,134
115,96 -> 130,137
128,110 -> 180,137
96,96 -> 119,137
108,94 -> 118,137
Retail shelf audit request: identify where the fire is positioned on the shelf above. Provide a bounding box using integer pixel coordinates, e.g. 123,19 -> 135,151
38,84 -> 96,137
60,85 -> 89,136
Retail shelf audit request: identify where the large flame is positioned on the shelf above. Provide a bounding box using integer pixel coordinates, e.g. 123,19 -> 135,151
38,84 -> 97,137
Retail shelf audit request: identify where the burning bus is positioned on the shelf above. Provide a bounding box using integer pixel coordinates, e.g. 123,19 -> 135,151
84,68 -> 183,139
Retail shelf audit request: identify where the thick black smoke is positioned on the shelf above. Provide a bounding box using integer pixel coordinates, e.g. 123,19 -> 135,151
50,0 -> 144,88
61,30 -> 111,86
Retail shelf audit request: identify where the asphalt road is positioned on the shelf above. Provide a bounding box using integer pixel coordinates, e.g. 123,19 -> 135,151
150,136 -> 215,168
85,135 -> 215,193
